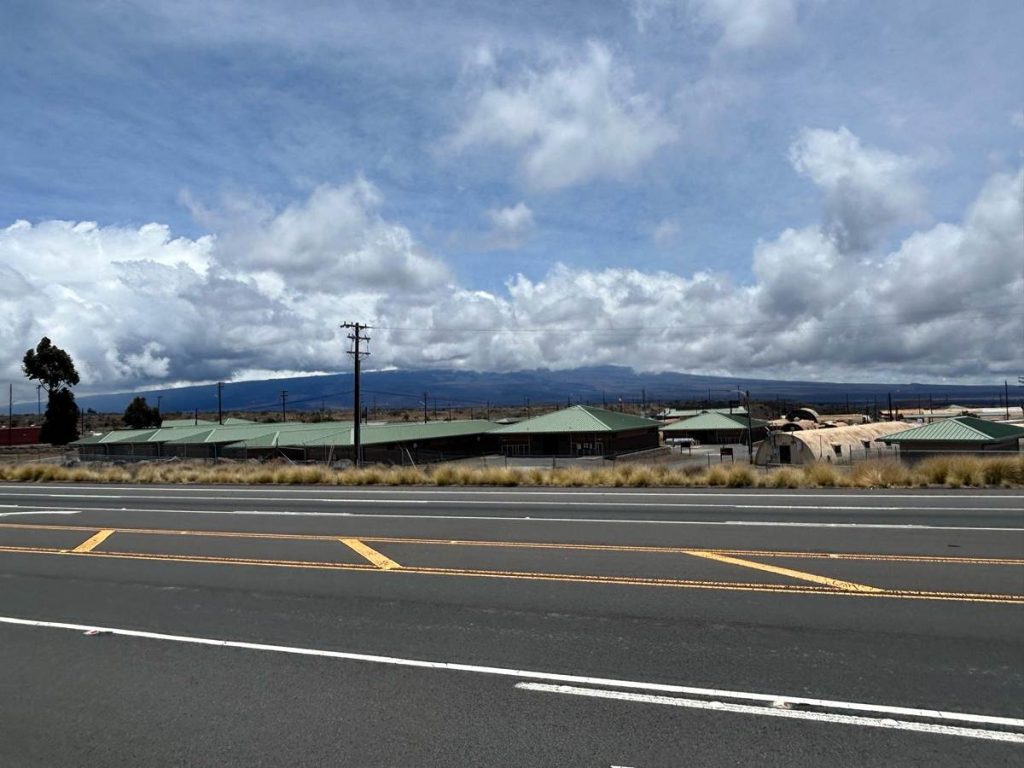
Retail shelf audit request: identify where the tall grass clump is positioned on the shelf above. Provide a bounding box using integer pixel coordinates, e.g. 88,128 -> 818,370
801,462 -> 843,487
703,466 -> 729,486
944,456 -> 984,488
760,467 -> 801,488
849,458 -> 914,488
980,456 -> 1024,486
725,464 -> 757,487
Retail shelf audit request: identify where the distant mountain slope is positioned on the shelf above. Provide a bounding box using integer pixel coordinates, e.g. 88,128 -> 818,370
34,366 -> 1016,416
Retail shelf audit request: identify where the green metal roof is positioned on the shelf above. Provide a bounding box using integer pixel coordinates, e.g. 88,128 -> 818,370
491,406 -> 658,435
163,421 -> 351,445
227,423 -> 354,449
142,424 -> 224,443
299,420 -> 498,447
660,407 -> 747,419
661,411 -> 767,432
878,416 -> 1024,444
160,418 -> 217,427
99,428 -> 160,444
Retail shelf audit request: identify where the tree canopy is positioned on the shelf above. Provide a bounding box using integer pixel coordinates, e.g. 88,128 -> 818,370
23,337 -> 81,445
123,397 -> 162,429
40,387 -> 79,445
23,337 -> 80,393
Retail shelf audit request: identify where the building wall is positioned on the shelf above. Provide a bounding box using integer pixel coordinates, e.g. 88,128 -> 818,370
666,427 -> 763,446
895,439 -> 1022,462
499,428 -> 658,457
0,427 -> 42,446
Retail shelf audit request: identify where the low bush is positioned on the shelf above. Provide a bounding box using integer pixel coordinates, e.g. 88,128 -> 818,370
4,452 -> 1024,488
725,465 -> 757,488
760,467 -> 801,488
801,462 -> 842,487
848,458 -> 914,488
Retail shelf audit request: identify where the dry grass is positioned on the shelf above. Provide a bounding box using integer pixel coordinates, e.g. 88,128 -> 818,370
801,463 -> 843,488
2,453 -> 1023,488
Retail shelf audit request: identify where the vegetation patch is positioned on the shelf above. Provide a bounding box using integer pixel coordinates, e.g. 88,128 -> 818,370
1,455 -> 1022,488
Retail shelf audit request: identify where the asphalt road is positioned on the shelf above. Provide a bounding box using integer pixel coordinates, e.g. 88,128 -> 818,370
0,484 -> 1021,766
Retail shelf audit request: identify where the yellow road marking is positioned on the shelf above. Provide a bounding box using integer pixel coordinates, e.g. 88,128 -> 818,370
681,549 -> 883,593
0,544 -> 1021,603
340,538 -> 401,570
2,522 -> 1021,566
71,529 -> 116,553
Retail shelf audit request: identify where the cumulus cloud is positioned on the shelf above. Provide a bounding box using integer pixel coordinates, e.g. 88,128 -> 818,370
484,202 -> 535,249
3,147 -> 1021,393
789,127 -> 926,252
451,42 -> 676,189
692,0 -> 800,50
632,0 -> 802,50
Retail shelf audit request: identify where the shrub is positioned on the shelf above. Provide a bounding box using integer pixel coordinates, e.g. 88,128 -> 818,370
725,465 -> 757,487
703,466 -> 729,486
760,467 -> 801,488
802,462 -> 842,487
849,458 -> 913,488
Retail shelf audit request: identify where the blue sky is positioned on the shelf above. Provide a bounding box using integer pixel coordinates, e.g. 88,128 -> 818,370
1,1 -> 1022,393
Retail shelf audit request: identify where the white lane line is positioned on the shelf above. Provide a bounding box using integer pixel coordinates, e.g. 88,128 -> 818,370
514,684 -> 1024,744
1,615 -> 1021,732
1,502 -> 1022,531
0,510 -> 80,518
1,485 -> 1020,500
0,493 -> 1018,514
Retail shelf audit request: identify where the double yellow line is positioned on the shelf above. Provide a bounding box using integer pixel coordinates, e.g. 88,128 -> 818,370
1,522 -> 1022,605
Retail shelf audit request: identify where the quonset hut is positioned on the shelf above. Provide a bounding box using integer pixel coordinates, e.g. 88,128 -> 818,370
753,422 -> 909,465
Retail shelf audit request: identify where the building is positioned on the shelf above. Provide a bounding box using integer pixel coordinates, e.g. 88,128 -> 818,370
491,405 -> 660,457
226,420 -> 499,464
0,426 -> 43,446
754,422 -> 909,465
72,419 -> 500,464
876,417 -> 1024,461
660,411 -> 768,446
657,406 -> 747,421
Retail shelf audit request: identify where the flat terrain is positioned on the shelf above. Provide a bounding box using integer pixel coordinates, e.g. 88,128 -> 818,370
0,484 -> 1021,766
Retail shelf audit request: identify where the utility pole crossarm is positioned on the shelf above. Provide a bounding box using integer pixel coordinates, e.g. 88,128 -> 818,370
341,322 -> 371,467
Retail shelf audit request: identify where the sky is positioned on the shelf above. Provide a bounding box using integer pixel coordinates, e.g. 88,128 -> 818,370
1,0 -> 1022,396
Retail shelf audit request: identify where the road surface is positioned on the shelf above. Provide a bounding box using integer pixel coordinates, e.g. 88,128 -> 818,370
0,484 -> 1021,766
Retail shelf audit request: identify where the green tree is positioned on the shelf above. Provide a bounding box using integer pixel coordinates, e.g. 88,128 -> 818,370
123,397 -> 162,429
22,337 -> 80,394
41,388 -> 80,445
23,337 -> 81,445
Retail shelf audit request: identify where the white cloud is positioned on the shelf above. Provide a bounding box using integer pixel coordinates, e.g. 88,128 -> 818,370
652,218 -> 681,247
194,179 -> 451,294
789,126 -> 927,252
487,202 -> 534,234
692,0 -> 800,50
451,42 -> 676,189
632,0 -> 802,50
3,157 -> 1020,393
484,202 -> 535,249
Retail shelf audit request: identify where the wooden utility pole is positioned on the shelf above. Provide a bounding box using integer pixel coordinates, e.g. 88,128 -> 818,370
280,390 -> 288,422
341,322 -> 370,466
216,382 -> 224,425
